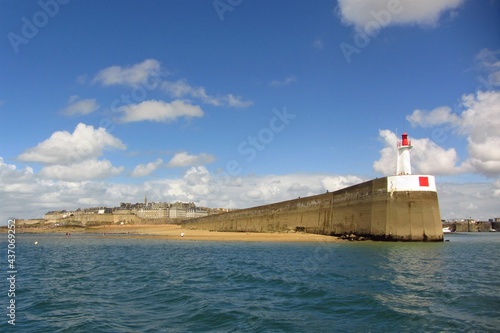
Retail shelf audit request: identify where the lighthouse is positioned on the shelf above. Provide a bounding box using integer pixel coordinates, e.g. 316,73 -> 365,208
396,132 -> 412,175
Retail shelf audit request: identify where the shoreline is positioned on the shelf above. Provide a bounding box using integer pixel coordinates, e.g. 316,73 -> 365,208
10,224 -> 346,243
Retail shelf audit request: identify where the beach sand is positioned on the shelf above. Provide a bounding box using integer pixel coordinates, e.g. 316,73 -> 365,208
16,224 -> 345,243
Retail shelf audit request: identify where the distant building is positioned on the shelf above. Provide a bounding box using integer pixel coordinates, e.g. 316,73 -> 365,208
169,206 -> 187,219
41,200 -> 229,224
44,211 -> 65,222
186,207 -> 208,218
136,208 -> 169,219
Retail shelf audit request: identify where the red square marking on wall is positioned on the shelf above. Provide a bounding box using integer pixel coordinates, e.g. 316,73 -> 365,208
419,177 -> 429,187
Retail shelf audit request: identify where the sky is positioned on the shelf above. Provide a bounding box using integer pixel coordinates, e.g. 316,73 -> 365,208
0,0 -> 499,223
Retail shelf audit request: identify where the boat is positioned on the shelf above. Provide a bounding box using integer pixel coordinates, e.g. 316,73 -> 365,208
443,227 -> 452,234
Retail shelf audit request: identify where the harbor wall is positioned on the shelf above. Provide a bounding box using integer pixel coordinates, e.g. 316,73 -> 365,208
183,176 -> 443,241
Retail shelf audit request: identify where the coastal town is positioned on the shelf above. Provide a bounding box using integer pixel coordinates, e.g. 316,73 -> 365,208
14,196 -> 236,227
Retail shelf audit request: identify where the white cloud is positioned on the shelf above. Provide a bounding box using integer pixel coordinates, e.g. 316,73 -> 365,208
93,59 -> 161,87
91,59 -> 252,109
437,181 -> 500,219
167,152 -> 215,168
494,179 -> 500,198
61,95 -> 99,116
336,0 -> 464,29
18,123 -> 126,165
40,159 -> 124,181
145,166 -> 365,209
225,94 -> 253,108
475,48 -> 500,88
407,106 -> 460,128
16,124 -> 126,182
0,157 -> 35,192
131,158 -> 163,177
320,175 -> 365,191
162,79 -> 253,108
373,129 -> 460,176
406,91 -> 500,177
118,99 -> 204,123
0,157 -> 137,222
270,75 -> 298,88
162,79 -> 219,105
459,91 -> 500,176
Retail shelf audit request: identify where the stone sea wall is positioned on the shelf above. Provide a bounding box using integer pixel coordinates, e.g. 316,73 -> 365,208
183,177 -> 443,241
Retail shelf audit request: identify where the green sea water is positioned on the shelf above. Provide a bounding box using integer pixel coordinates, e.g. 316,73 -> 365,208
1,232 -> 499,332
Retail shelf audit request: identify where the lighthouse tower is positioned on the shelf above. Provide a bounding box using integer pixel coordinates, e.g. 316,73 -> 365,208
396,132 -> 412,175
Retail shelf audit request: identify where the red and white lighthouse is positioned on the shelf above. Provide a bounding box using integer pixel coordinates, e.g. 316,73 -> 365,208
396,132 -> 412,175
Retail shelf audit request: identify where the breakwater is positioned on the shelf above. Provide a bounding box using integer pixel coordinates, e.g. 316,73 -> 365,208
183,175 -> 443,241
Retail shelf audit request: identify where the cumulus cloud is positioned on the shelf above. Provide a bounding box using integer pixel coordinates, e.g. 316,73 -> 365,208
437,181 -> 500,219
40,159 -> 124,181
118,99 -> 203,123
167,152 -> 215,168
459,91 -> 500,176
407,106 -> 461,128
61,95 -> 99,116
270,75 -> 298,88
0,157 -> 139,222
131,158 -> 163,177
145,166 -> 365,209
162,79 -> 253,108
406,91 -> 500,177
336,0 -> 464,29
93,59 -> 161,87
373,129 -> 460,176
18,123 -> 126,165
0,157 -> 35,191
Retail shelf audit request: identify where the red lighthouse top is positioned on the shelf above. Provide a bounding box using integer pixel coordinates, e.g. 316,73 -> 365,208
397,132 -> 412,148
401,132 -> 409,146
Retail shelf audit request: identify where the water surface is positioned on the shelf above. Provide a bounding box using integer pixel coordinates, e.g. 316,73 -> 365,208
1,232 -> 499,332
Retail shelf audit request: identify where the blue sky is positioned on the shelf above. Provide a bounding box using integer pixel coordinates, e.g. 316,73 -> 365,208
1,0 -> 499,222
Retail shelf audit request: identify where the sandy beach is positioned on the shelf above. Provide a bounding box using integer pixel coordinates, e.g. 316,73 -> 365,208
15,224 -> 345,243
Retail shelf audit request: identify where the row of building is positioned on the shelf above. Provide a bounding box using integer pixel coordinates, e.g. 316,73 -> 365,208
44,200 -> 234,223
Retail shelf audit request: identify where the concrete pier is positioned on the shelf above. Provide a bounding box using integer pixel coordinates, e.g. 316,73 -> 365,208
183,175 -> 443,241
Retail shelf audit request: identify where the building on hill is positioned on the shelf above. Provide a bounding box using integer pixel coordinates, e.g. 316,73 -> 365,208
136,207 -> 169,219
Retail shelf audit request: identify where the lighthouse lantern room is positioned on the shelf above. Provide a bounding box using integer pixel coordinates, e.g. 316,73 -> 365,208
396,132 -> 412,175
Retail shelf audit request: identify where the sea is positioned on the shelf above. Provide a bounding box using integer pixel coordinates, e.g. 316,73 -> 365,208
1,232 -> 499,332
